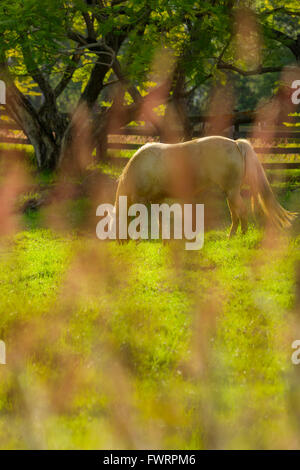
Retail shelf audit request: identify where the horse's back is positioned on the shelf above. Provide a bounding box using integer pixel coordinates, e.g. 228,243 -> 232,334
183,136 -> 244,191
117,136 -> 244,201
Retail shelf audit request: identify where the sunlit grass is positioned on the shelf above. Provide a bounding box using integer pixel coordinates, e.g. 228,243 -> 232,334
0,225 -> 299,449
0,142 -> 300,449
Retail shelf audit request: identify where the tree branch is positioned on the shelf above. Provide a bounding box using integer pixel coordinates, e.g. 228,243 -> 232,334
218,61 -> 283,76
260,8 -> 300,17
54,53 -> 81,98
112,58 -> 141,103
20,43 -> 55,104
67,30 -> 88,47
262,25 -> 300,60
82,11 -> 96,40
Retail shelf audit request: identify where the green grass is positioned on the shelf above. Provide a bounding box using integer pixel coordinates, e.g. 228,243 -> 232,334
0,224 -> 300,449
1,143 -> 300,448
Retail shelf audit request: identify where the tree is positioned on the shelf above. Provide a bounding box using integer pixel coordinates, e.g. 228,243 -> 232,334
0,0 -> 235,168
0,0 -> 299,170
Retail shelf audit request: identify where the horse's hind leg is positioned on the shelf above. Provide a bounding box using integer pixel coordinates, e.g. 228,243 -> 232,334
227,198 -> 239,237
227,190 -> 248,237
239,196 -> 248,234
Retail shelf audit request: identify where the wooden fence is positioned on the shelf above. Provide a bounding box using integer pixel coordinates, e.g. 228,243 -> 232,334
1,108 -> 300,169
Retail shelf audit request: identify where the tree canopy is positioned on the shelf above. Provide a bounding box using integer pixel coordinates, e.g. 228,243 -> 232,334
0,0 -> 299,168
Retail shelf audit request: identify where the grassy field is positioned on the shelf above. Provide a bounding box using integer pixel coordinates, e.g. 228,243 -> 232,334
0,220 -> 300,449
0,142 -> 300,449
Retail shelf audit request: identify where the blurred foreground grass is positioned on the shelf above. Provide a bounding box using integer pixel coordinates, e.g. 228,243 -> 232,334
0,225 -> 300,449
1,142 -> 300,449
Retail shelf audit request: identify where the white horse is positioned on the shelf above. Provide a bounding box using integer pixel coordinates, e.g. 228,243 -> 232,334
114,136 -> 296,237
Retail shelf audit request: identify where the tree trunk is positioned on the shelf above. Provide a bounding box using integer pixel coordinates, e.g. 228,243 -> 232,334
6,83 -> 61,169
95,134 -> 108,161
18,112 -> 61,170
95,116 -> 109,162
28,131 -> 60,170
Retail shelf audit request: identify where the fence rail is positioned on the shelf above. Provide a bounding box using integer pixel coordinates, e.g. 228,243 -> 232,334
1,109 -> 300,169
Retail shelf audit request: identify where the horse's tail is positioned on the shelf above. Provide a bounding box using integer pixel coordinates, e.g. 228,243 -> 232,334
236,139 -> 297,228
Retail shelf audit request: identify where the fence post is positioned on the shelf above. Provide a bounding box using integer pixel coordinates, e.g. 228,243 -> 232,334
233,122 -> 239,140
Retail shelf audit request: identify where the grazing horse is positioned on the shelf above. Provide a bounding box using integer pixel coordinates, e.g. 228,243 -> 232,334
114,136 -> 296,237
